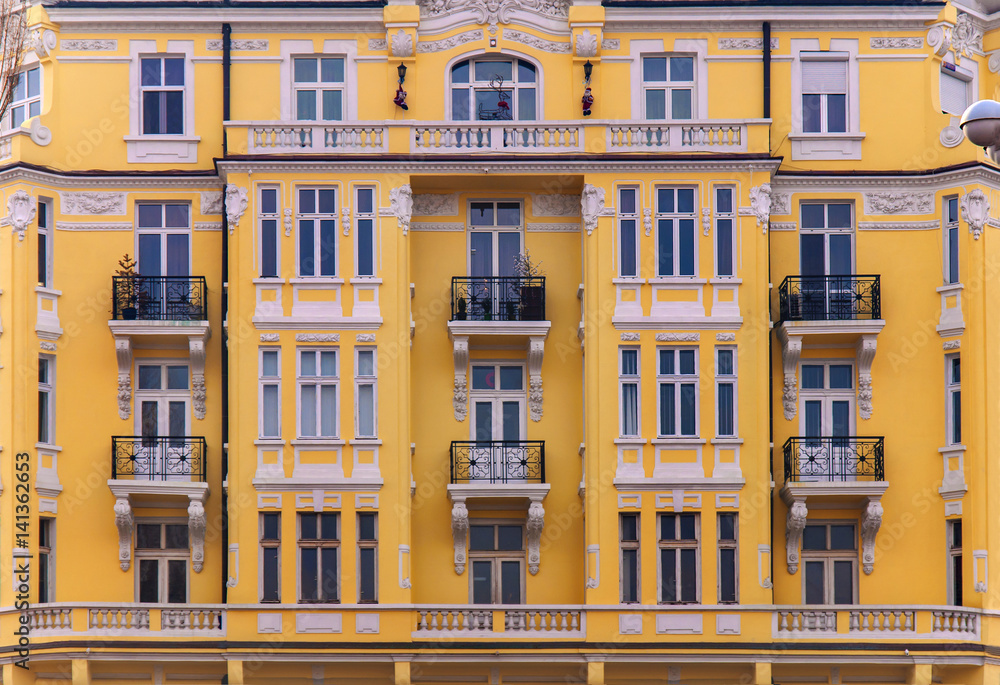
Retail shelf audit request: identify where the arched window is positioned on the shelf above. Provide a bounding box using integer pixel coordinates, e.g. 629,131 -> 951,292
451,57 -> 537,121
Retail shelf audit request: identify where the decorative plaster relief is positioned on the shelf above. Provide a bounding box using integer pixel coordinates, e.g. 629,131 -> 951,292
961,189 -> 989,240
451,501 -> 469,574
190,339 -> 207,420
115,498 -> 134,571
342,206 -> 351,236
856,335 -> 877,420
391,29 -> 414,57
643,208 -> 652,236
528,336 -> 544,422
7,190 -> 36,242
189,499 -> 207,573
61,191 -> 126,215
779,331 -> 802,421
749,183 -> 771,234
620,332 -> 640,341
656,333 -> 699,342
716,333 -> 736,341
785,500 -> 807,574
296,334 -> 340,342
207,39 -> 269,50
505,30 -> 570,53
260,334 -> 279,342
860,500 -> 883,575
453,336 -> 469,421
115,337 -> 132,420
284,208 -> 292,237
417,0 -> 569,33
526,501 -> 544,574
870,37 -> 923,49
357,334 -> 376,342
25,29 -> 57,58
771,193 -> 791,216
200,191 -> 223,215
581,184 -> 605,236
951,13 -> 982,57
531,193 -> 580,217
225,185 -> 248,235
863,191 -> 934,215
61,39 -> 117,51
928,25 -> 950,57
575,29 -> 598,58
390,185 -> 413,236
718,37 -> 778,50
601,39 -> 619,50
702,208 -> 711,236
413,193 -> 460,216
416,30 -> 483,53
369,39 -> 388,51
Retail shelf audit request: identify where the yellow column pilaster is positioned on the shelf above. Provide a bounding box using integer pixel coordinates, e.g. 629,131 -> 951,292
227,660 -> 244,685
72,659 -> 91,685
586,661 -> 605,685
753,662 -> 771,685
2,663 -> 34,685
907,664 -> 932,685
394,661 -> 411,685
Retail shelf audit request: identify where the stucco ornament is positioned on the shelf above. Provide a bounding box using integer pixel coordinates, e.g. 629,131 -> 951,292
283,208 -> 293,237
418,0 -> 569,34
951,12 -> 982,57
114,498 -> 134,571
581,184 -> 605,236
860,500 -> 883,575
25,28 -> 57,58
391,29 -> 413,57
526,501 -> 545,575
390,184 -> 413,235
575,29 -> 598,58
6,190 -> 36,242
785,500 -> 808,574
453,376 -> 468,421
749,183 -> 772,234
961,189 -> 990,240
451,501 -> 470,574
342,206 -> 351,236
225,184 -> 248,235
643,208 -> 652,236
189,500 -> 207,573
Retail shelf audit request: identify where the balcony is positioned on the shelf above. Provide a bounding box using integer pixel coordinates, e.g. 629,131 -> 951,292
450,440 -> 545,485
783,436 -> 884,483
451,277 -> 545,323
112,436 -> 207,482
778,275 -> 880,322
112,276 -> 208,322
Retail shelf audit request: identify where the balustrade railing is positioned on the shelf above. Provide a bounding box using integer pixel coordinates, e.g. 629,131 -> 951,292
451,277 -> 546,322
783,436 -> 885,482
112,436 -> 207,481
778,275 -> 881,322
450,441 -> 545,484
112,276 -> 208,321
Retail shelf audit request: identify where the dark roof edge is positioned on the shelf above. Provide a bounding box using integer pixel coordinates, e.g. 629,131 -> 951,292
603,0 -> 944,7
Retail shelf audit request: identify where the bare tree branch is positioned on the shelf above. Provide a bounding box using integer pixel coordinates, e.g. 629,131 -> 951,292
0,0 -> 27,128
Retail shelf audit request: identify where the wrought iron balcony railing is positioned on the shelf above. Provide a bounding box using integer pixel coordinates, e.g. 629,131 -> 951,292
778,275 -> 880,322
783,436 -> 884,483
112,436 -> 207,481
451,277 -> 546,322
112,276 -> 208,321
450,441 -> 545,484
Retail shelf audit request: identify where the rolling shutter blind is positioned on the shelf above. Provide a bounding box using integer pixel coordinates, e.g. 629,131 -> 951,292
802,57 -> 848,94
940,70 -> 969,116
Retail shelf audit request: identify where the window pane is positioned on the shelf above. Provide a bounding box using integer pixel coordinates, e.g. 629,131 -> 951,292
167,366 -> 189,390
163,58 -> 184,86
657,219 -> 673,276
452,61 -> 469,83
321,58 -> 345,82
622,548 -> 638,603
498,526 -> 523,551
621,350 -> 638,375
165,524 -> 189,549
671,89 -> 692,119
359,547 -> 376,601
300,514 -> 318,540
452,89 -> 470,120
620,219 -> 637,277
658,188 -> 674,213
829,365 -> 853,389
357,351 -> 375,377
719,514 -> 736,541
718,383 -> 734,436
953,358 -> 961,384
262,547 -> 279,601
320,513 -> 338,540
138,366 -> 161,390
357,384 -> 375,437
475,60 -> 512,82
472,560 -> 492,604
358,220 -> 374,276
167,560 -> 187,603
139,559 -> 159,602
679,220 -> 695,275
953,390 -> 962,444
660,514 -> 676,541
136,524 -> 161,549
299,219 -> 315,276
800,204 -> 826,230
948,227 -> 959,284
660,383 -> 675,435
501,561 -> 521,604
828,204 -> 852,229
320,385 -> 336,436
262,351 -> 279,377
660,548 -> 676,602
719,548 -> 736,602
801,365 -> 825,389
322,90 -> 343,121
679,514 -> 696,540
320,351 -> 336,376
472,366 -> 495,390
496,202 -> 520,226
262,385 -> 279,436
680,383 -> 696,435
802,525 -> 826,551
643,57 -> 667,81
261,220 -> 278,277
321,547 -> 338,600
518,89 -> 536,120
164,204 -> 189,228
164,92 -> 183,134
802,94 -> 822,133
622,383 -> 638,436
300,385 -> 316,436
300,548 -> 318,600
645,89 -> 666,120
827,94 -> 847,132
27,68 -> 39,97
359,514 -> 377,541
499,367 -> 522,390
804,561 -> 825,604
830,525 -> 855,550
518,60 -> 536,82
470,526 -> 494,551
296,90 -> 317,120
470,202 -> 493,226
677,189 -> 695,214
142,92 -> 162,134
833,560 -> 853,604
679,350 -> 696,375
294,58 -> 317,82
660,349 -> 674,375
319,220 -> 337,276
670,57 -> 694,81
621,515 -> 638,542
619,188 -> 637,214
716,218 -> 733,277
716,188 -> 733,214
262,513 -> 280,540
718,350 -> 734,375
141,58 -> 161,86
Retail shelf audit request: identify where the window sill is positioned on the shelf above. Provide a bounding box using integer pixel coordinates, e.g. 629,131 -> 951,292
255,439 -> 286,446
35,286 -> 62,296
290,277 -> 346,285
36,442 -> 62,452
254,278 -> 286,285
711,437 -> 743,445
648,277 -> 708,285
291,438 -> 346,446
708,278 -> 742,285
652,438 -> 705,445
615,437 -> 648,445
788,132 -> 865,161
350,438 -> 382,445
124,135 -> 201,164
613,278 -> 646,285
940,444 -> 966,453
349,278 -> 382,285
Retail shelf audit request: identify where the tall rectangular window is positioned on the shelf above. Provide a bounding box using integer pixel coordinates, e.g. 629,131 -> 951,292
948,519 -> 963,606
802,522 -> 856,604
801,54 -> 847,133
620,348 -> 640,437
718,513 -> 737,603
259,349 -> 281,438
38,518 -> 53,603
716,348 -> 737,437
298,512 -> 339,603
293,56 -> 345,121
260,513 -> 280,603
37,197 -> 52,288
355,186 -> 376,277
355,348 -> 377,438
618,187 -> 638,278
715,187 -> 735,277
658,348 -> 698,437
358,512 -> 378,603
947,355 -> 961,445
620,513 -> 640,603
298,348 -> 338,438
656,187 -> 697,277
658,513 -> 699,603
140,56 -> 185,134
469,524 -> 524,604
38,355 -> 54,445
259,187 -> 279,278
945,196 -> 959,284
297,188 -> 337,277
135,522 -> 189,603
8,66 -> 40,129
642,56 -> 694,120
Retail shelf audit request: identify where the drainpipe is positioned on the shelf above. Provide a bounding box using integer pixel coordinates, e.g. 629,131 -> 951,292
221,21 -> 231,602
764,20 -> 775,617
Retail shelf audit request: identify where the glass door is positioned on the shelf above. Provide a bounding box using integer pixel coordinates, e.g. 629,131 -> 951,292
135,363 -> 191,480
470,364 -> 525,482
468,201 -> 522,321
800,203 -> 853,320
800,363 -> 855,481
137,203 -> 191,318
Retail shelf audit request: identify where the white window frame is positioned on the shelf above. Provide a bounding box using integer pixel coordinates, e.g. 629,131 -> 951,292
789,39 -> 863,161
357,512 -> 378,603
297,348 -> 339,439
800,521 -> 858,605
279,40 -> 358,121
291,55 -> 346,122
38,517 -> 54,603
619,347 -> 640,438
946,354 -> 961,446
716,347 -> 737,438
629,39 -> 708,120
657,347 -> 699,438
38,354 -> 55,446
259,348 -> 281,439
640,54 -> 695,120
620,512 -> 640,604
7,65 -> 41,130
944,195 -> 960,285
657,512 -> 700,604
37,196 -> 53,288
448,55 -> 540,122
260,512 -> 281,603
297,512 -> 340,604
947,519 -> 963,606
717,512 -> 738,604
800,53 -> 848,134
139,55 -> 186,135
355,347 -> 377,439
296,187 -> 339,278
714,186 -> 736,278
354,185 -> 377,278
618,186 -> 639,278
259,186 -> 281,279
134,519 -> 190,603
126,40 -> 198,163
655,186 -> 699,277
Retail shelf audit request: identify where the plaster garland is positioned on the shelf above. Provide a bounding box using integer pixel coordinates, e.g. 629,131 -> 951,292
207,39 -> 269,50
61,191 -> 126,215
260,334 -> 280,342
356,334 -> 376,342
505,30 -> 570,53
656,333 -> 700,342
61,39 -> 117,51
225,185 -> 248,235
718,37 -> 779,50
190,338 -> 207,420
453,337 -> 469,421
620,332 -> 640,341
416,30 -> 483,53
716,332 -> 736,341
870,37 -> 923,49
528,337 -> 545,422
296,333 -> 340,342
863,191 -> 934,215
115,337 -> 132,420
856,335 -> 877,420
6,190 -> 36,242
780,332 -> 802,421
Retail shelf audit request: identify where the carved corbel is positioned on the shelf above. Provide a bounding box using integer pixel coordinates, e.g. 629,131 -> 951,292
527,336 -> 545,422
777,329 -> 802,421
114,336 -> 133,420
188,499 -> 207,573
390,184 -> 413,236
581,184 -> 605,236
860,499 -> 883,575
114,497 -> 134,571
749,183 -> 772,235
785,499 -> 807,574
7,189 -> 36,242
225,184 -> 248,235
189,337 -> 207,420
961,189 -> 989,241
453,336 -> 469,422
856,335 -> 878,420
451,500 -> 469,574
526,501 -> 545,575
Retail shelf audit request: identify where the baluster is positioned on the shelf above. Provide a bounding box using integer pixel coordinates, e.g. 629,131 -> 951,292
849,612 -> 859,631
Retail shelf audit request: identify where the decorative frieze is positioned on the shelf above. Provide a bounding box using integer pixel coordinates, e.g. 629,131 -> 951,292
620,332 -> 640,341
870,37 -> 923,49
413,193 -> 459,216
410,222 -> 464,232
61,191 -> 126,215
356,334 -> 376,342
260,334 -> 280,342
207,39 -> 269,51
525,222 -> 579,232
369,39 -> 388,51
863,191 -> 934,215
943,339 -> 961,350
716,333 -> 736,342
295,334 -> 340,342
531,193 -> 580,217
61,39 -> 117,51
770,222 -> 796,231
718,37 -> 778,50
858,220 -> 939,231
601,39 -> 619,50
200,191 -> 223,215
656,333 -> 700,342
416,30 -> 483,53
39,341 -> 57,352
54,221 -> 132,231
505,30 -> 571,54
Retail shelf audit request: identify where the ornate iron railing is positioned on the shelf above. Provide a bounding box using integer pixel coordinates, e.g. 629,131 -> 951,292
112,436 -> 207,481
778,275 -> 880,322
451,277 -> 545,322
450,441 -> 545,484
783,436 -> 884,482
112,276 -> 208,321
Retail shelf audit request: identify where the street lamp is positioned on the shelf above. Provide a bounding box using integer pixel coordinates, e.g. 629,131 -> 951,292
960,99 -> 1000,149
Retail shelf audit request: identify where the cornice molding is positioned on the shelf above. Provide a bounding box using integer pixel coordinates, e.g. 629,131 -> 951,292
45,7 -> 384,31
773,165 -> 1000,192
0,165 -> 220,189
603,6 -> 940,32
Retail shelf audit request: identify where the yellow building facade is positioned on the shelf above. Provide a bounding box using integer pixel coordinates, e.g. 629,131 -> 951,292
1,0 -> 999,682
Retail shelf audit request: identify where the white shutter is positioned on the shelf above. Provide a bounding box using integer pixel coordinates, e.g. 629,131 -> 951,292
940,70 -> 969,116
802,58 -> 847,95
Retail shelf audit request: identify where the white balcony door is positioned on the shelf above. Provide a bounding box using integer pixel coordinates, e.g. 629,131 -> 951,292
135,363 -> 192,480
470,364 -> 525,482
799,363 -> 855,482
468,201 -> 522,278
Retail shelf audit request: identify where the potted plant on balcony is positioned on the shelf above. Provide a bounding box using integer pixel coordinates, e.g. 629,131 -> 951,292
513,250 -> 545,321
115,254 -> 139,320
